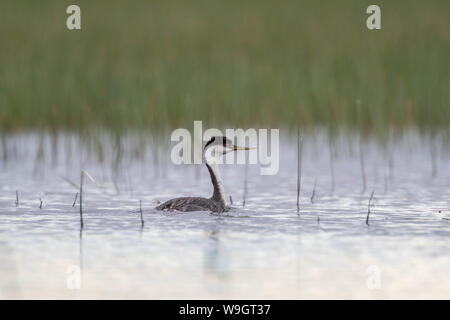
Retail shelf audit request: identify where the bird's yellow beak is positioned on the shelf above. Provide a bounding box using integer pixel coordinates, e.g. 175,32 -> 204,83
233,146 -> 255,151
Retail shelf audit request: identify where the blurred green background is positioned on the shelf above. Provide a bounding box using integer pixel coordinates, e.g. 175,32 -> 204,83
0,0 -> 449,137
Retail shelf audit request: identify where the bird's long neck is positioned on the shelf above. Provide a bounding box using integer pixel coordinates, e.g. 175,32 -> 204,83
204,156 -> 227,206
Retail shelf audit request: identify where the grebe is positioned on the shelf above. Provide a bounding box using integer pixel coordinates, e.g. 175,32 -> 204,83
156,136 -> 251,212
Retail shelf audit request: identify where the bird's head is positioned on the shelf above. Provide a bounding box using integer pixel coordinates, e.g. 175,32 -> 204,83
203,136 -> 251,160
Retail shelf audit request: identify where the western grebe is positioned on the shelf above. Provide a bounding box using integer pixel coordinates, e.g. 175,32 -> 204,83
156,136 -> 251,212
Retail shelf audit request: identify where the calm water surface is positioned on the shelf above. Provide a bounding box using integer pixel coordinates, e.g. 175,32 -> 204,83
0,132 -> 449,299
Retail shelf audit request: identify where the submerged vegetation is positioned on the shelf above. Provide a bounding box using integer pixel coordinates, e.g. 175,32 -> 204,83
0,0 -> 449,139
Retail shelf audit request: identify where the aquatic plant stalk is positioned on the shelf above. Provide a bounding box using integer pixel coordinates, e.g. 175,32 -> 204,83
310,179 -> 317,203
78,170 -> 103,229
80,172 -> 84,228
366,191 -> 375,225
360,140 -> 367,193
328,139 -> 335,194
243,156 -> 248,207
297,129 -> 303,212
139,200 -> 144,227
431,139 -> 437,178
72,192 -> 78,207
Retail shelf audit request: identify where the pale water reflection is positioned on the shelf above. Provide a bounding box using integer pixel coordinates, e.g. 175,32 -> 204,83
0,132 -> 449,299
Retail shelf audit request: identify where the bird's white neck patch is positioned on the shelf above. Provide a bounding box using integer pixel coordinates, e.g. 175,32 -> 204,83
204,153 -> 227,205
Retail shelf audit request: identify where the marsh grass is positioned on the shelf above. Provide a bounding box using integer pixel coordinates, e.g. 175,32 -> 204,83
0,0 -> 448,138
296,129 -> 303,212
366,191 -> 375,225
80,172 -> 84,228
79,170 -> 102,228
72,192 -> 78,207
242,161 -> 248,207
242,148 -> 250,207
139,200 -> 144,227
310,179 -> 317,204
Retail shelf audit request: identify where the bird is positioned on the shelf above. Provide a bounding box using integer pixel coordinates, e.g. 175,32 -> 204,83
156,136 -> 252,212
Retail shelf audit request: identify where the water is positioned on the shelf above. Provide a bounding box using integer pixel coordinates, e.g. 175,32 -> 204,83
0,132 -> 449,299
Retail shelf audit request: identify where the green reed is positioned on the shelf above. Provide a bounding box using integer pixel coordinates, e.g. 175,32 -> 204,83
0,0 -> 448,139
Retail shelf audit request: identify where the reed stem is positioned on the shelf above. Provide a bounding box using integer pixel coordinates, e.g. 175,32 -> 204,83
140,200 -> 144,227
80,171 -> 84,229
72,192 -> 78,207
296,129 -> 303,212
366,191 -> 375,225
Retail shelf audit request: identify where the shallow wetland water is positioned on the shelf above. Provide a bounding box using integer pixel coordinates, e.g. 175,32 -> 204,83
0,132 -> 449,299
